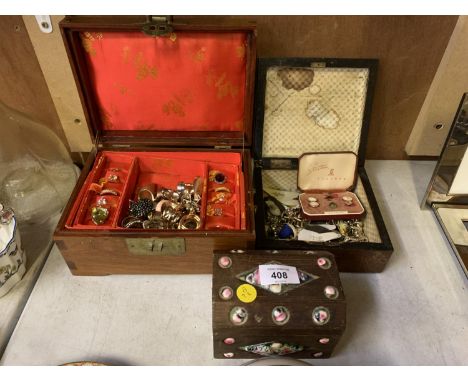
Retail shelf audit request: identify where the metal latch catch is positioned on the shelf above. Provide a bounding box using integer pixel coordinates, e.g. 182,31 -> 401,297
142,16 -> 174,37
311,62 -> 326,68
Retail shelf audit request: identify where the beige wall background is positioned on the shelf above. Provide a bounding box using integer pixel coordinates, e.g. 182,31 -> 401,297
406,16 -> 468,156
0,16 -> 68,149
0,15 -> 460,160
22,15 -> 93,152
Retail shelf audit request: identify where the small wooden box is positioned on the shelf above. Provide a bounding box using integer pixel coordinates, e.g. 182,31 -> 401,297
54,16 -> 256,275
253,58 -> 393,272
212,250 -> 346,359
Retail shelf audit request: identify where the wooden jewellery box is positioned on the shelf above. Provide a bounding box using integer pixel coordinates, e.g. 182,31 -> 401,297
253,58 -> 393,273
54,16 -> 256,275
212,250 -> 346,359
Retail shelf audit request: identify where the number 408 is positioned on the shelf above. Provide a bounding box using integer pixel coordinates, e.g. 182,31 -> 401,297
271,271 -> 288,279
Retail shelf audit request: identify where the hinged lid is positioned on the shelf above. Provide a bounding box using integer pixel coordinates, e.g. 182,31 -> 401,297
254,58 -> 377,167
60,16 -> 256,147
297,152 -> 357,192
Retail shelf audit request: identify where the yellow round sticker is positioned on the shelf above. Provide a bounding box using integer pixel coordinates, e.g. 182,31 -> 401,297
236,284 -> 257,303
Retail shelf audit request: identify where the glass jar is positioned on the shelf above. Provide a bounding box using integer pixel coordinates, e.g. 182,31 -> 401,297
0,101 -> 77,225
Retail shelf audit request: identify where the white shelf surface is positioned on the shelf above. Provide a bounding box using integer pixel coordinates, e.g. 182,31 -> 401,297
1,161 -> 467,366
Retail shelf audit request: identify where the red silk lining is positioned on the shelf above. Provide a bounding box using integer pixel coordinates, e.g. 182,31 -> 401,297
80,31 -> 248,132
65,151 -> 246,231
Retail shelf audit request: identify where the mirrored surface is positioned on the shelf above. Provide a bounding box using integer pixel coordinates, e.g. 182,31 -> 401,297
433,203 -> 468,279
424,93 -> 468,279
424,93 -> 468,206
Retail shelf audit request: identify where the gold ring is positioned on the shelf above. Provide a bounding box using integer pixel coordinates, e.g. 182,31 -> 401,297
91,206 -> 109,225
108,174 -> 119,183
121,216 -> 143,228
100,189 -> 120,196
210,186 -> 231,193
138,184 -> 156,201
178,214 -> 201,230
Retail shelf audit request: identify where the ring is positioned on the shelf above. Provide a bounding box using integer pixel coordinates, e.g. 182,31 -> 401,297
89,183 -> 103,193
91,206 -> 109,225
138,184 -> 156,201
185,183 -> 194,194
159,188 -> 173,200
108,174 -> 119,183
143,219 -> 163,229
176,182 -> 186,193
178,214 -> 201,230
342,196 -> 353,206
129,199 -> 154,218
193,177 -> 203,195
100,189 -> 120,196
209,186 -> 231,193
209,170 -> 227,184
328,202 -> 337,209
214,172 -> 226,184
210,192 -> 232,204
155,199 -> 171,213
121,216 -> 143,228
96,197 -> 108,206
171,191 -> 180,203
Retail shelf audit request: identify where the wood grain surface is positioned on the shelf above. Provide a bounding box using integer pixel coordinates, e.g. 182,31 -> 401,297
177,16 -> 457,160
23,15 -> 93,153
54,147 -> 256,276
3,15 -> 458,159
0,16 -> 69,150
406,16 -> 468,156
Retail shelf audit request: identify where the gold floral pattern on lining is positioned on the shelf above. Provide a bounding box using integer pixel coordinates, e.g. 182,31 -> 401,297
113,82 -> 128,95
122,46 -> 130,64
236,45 -> 246,59
169,32 -> 177,42
193,47 -> 206,62
206,70 -> 239,100
162,91 -> 193,117
81,32 -> 103,57
134,51 -> 158,80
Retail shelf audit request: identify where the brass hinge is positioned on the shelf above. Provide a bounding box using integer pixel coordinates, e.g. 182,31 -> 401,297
94,130 -> 102,149
311,62 -> 326,68
214,145 -> 232,150
142,16 -> 174,37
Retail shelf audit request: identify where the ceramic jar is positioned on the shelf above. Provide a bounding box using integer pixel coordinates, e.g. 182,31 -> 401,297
0,207 -> 26,298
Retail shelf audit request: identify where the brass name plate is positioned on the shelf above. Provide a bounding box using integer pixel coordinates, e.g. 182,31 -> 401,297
269,159 -> 294,169
126,237 -> 185,256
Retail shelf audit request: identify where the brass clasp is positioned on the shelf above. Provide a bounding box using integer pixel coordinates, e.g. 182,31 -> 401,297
142,16 -> 174,37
